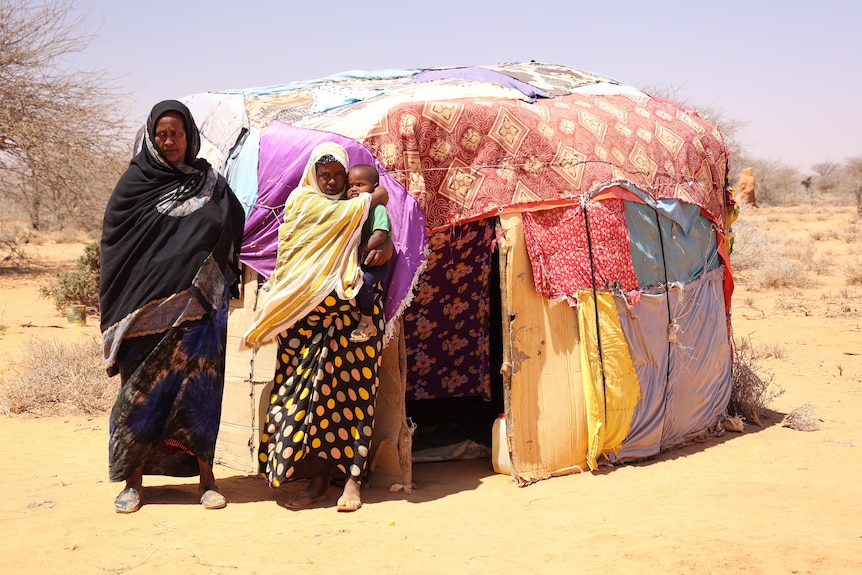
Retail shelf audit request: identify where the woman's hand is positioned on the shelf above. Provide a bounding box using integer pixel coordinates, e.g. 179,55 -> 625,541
371,185 -> 389,207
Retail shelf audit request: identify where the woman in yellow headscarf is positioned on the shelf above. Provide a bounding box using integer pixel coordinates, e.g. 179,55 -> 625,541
243,143 -> 391,512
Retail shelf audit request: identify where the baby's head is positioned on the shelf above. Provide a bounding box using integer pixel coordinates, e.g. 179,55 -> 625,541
347,164 -> 379,199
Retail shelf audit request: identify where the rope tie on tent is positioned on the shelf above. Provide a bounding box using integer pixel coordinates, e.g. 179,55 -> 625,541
581,195 -> 608,421
247,348 -> 258,454
653,207 -> 675,392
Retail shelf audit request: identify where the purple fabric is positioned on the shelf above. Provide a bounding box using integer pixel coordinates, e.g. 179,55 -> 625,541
413,67 -> 553,102
239,121 -> 427,323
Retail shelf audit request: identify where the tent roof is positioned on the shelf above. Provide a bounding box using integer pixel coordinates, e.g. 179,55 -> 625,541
191,61 -> 729,230
181,62 -> 731,325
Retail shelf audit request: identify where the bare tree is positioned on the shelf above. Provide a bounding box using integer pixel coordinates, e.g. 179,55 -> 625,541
638,82 -> 747,182
841,156 -> 862,216
811,161 -> 839,197
0,0 -> 130,231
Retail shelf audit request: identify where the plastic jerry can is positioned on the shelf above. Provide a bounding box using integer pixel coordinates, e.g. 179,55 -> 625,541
491,413 -> 513,475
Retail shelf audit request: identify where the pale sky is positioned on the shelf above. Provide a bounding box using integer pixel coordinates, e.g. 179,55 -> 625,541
66,0 -> 861,174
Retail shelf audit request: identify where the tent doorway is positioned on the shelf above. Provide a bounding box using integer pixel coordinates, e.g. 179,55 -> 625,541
405,226 -> 505,457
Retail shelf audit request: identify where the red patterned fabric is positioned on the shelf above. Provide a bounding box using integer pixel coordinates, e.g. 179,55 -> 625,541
362,93 -> 728,234
523,199 -> 640,301
163,438 -> 193,456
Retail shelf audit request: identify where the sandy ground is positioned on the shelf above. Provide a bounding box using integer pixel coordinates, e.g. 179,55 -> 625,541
1,205 -> 861,575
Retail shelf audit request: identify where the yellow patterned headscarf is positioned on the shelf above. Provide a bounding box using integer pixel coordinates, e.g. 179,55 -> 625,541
301,142 -> 350,198
241,144 -> 370,349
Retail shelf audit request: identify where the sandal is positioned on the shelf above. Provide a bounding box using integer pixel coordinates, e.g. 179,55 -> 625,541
336,499 -> 363,512
284,491 -> 327,510
200,485 -> 227,510
350,321 -> 377,343
114,487 -> 142,514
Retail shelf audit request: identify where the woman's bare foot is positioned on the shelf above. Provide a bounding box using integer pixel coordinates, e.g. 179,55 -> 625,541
285,475 -> 329,509
336,479 -> 362,512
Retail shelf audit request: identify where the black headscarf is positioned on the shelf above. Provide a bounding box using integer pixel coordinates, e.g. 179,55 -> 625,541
100,100 -> 245,333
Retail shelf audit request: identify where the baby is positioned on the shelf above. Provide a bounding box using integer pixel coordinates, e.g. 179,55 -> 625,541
345,163 -> 391,343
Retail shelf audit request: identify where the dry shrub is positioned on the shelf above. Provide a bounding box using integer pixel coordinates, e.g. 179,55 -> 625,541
38,240 -> 101,311
730,227 -> 808,288
781,402 -> 821,431
845,260 -> 862,286
774,296 -> 808,312
750,258 -> 812,289
837,224 -> 860,244
808,255 -> 833,275
809,229 -> 827,241
0,335 -> 117,416
727,220 -> 770,274
730,219 -> 834,288
0,237 -> 36,272
727,336 -> 783,426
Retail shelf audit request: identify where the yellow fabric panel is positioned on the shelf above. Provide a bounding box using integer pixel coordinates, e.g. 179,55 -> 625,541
577,290 -> 641,470
241,185 -> 370,349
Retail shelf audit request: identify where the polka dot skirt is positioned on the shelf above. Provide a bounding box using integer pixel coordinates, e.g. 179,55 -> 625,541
259,291 -> 383,486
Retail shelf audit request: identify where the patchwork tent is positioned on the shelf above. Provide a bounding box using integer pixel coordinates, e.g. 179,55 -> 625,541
184,62 -> 735,486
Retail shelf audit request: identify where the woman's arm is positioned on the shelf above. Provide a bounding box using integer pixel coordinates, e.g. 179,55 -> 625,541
363,235 -> 394,266
360,229 -> 388,254
370,185 -> 389,208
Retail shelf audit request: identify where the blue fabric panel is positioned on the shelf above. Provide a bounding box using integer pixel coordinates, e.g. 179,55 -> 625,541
612,266 -> 732,462
225,128 -> 260,219
608,290 -> 670,461
625,200 -> 719,287
222,69 -> 420,97
660,266 -> 732,448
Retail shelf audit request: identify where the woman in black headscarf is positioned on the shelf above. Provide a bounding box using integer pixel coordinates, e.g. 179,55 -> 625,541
100,100 -> 245,513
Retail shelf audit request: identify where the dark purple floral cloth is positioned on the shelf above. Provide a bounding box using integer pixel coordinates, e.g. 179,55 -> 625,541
404,219 -> 494,400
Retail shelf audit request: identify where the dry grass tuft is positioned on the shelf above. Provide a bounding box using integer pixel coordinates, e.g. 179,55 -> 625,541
808,255 -> 833,275
729,220 -> 815,289
845,260 -> 862,286
835,287 -> 855,299
727,336 -> 783,426
0,336 -> 117,416
758,342 -> 787,360
781,402 -> 821,431
838,227 -> 861,244
750,259 -> 813,289
809,229 -> 828,241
